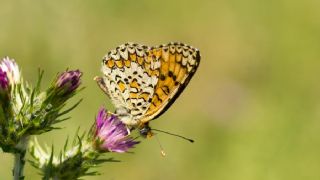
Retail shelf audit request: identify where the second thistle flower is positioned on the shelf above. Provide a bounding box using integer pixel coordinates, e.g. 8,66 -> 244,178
36,69 -> 83,130
94,108 -> 139,153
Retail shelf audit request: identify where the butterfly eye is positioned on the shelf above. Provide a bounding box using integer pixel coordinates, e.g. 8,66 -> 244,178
139,125 -> 151,138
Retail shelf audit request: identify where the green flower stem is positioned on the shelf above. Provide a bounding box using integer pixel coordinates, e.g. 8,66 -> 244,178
13,136 -> 29,180
13,151 -> 26,180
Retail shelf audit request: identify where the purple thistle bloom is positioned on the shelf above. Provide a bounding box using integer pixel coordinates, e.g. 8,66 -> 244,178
0,69 -> 9,90
56,70 -> 82,93
0,57 -> 20,85
95,108 -> 139,153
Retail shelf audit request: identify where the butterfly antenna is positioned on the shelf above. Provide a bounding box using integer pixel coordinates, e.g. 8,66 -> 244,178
151,128 -> 195,143
133,135 -> 140,141
154,134 -> 166,157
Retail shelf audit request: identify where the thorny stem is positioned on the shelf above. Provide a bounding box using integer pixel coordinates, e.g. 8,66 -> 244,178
13,151 -> 26,180
13,136 -> 29,180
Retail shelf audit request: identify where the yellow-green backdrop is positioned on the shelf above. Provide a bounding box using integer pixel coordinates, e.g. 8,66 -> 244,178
1,0 -> 320,179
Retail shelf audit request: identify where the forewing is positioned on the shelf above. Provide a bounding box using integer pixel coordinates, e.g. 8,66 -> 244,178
141,42 -> 201,123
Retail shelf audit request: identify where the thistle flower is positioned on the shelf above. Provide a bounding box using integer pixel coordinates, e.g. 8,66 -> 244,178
0,57 -> 20,85
0,65 -> 11,123
55,70 -> 82,94
0,69 -> 9,91
94,108 -> 139,153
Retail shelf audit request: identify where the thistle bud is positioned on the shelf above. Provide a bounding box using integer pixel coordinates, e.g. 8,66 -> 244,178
55,70 -> 82,95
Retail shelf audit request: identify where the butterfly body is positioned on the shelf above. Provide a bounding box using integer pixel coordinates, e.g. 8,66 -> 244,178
96,42 -> 200,136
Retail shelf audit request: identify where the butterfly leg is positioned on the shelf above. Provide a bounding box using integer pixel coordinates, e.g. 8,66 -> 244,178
94,76 -> 112,99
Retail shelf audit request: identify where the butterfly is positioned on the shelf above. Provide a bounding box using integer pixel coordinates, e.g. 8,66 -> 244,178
95,42 -> 200,138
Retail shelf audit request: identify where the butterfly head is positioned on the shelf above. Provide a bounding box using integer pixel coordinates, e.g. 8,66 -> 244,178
139,123 -> 153,138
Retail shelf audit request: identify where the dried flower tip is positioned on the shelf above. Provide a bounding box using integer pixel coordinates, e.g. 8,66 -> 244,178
0,57 -> 21,85
95,108 -> 139,153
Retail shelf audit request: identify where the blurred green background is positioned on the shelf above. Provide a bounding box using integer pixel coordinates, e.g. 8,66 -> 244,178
1,0 -> 320,179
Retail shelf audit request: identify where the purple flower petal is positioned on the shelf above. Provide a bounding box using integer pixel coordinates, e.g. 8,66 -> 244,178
94,108 -> 139,153
0,69 -> 9,90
